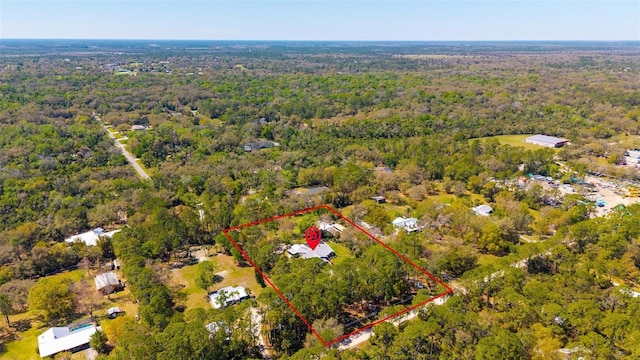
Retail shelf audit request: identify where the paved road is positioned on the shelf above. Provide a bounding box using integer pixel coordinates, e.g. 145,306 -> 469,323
97,116 -> 150,180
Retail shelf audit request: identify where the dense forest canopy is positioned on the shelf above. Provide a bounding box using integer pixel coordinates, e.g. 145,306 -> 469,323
0,40 -> 639,359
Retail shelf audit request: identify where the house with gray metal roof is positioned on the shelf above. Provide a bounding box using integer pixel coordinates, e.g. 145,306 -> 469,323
287,242 -> 336,262
524,134 -> 569,148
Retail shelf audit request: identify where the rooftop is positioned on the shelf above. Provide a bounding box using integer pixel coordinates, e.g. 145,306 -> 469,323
94,272 -> 119,290
525,134 -> 569,144
288,242 -> 336,261
64,228 -> 121,247
472,204 -> 493,216
209,286 -> 249,309
392,217 -> 419,232
38,324 -> 100,358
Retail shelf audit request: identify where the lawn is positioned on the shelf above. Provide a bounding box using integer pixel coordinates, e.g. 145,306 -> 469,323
3,322 -> 45,360
171,262 -> 210,310
477,253 -> 501,267
472,134 -> 561,152
171,254 -> 264,312
328,241 -> 355,266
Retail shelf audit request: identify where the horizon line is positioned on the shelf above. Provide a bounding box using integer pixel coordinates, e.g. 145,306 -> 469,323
2,38 -> 640,43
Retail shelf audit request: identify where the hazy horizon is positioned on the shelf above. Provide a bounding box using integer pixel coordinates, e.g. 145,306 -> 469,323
1,1 -> 639,42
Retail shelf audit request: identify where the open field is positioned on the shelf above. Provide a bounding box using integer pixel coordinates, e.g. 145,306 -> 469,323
472,134 -> 561,152
330,242 -> 355,265
170,254 -> 264,312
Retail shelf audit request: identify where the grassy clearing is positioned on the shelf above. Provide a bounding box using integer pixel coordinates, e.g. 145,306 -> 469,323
3,323 -> 44,360
329,242 -> 354,266
477,253 -> 501,267
171,255 -> 264,312
472,134 -> 560,152
171,263 -> 210,310
213,255 -> 263,298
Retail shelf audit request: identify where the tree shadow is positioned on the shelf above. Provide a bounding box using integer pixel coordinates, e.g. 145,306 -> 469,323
12,318 -> 32,332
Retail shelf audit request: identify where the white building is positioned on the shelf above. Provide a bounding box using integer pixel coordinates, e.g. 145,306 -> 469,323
209,286 -> 250,309
472,205 -> 493,217
317,221 -> 345,235
64,227 -> 121,247
287,242 -> 336,262
392,217 -> 419,232
38,324 -> 100,358
625,150 -> 640,165
524,134 -> 569,148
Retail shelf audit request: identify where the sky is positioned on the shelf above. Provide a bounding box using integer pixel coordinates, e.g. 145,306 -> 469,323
1,0 -> 639,41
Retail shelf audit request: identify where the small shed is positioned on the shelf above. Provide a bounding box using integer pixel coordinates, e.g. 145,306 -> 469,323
94,272 -> 122,295
107,307 -> 122,319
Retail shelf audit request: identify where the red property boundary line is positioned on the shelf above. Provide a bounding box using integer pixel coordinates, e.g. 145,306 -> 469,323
222,204 -> 453,347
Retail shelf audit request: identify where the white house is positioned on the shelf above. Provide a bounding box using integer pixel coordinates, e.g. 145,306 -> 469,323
209,286 -> 250,309
64,227 -> 121,247
287,242 -> 336,262
317,221 -> 345,235
524,134 -> 569,148
38,324 -> 100,358
472,205 -> 493,217
625,150 -> 640,165
392,217 -> 419,232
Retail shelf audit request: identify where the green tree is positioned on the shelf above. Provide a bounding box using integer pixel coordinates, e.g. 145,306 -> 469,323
479,222 -> 509,255
28,278 -> 75,323
438,246 -> 478,277
90,329 -> 109,354
475,329 -> 528,360
195,261 -> 216,292
0,293 -> 12,327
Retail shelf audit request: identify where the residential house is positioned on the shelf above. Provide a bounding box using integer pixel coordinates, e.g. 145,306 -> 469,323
371,195 -> 386,204
625,150 -> 640,165
64,227 -> 121,247
131,124 -> 148,131
472,205 -> 493,217
392,217 -> 419,232
38,324 -> 100,358
374,165 -> 393,173
318,221 -> 345,235
94,272 -> 122,295
287,242 -> 336,262
524,134 -> 569,148
209,286 -> 250,309
243,140 -> 279,152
